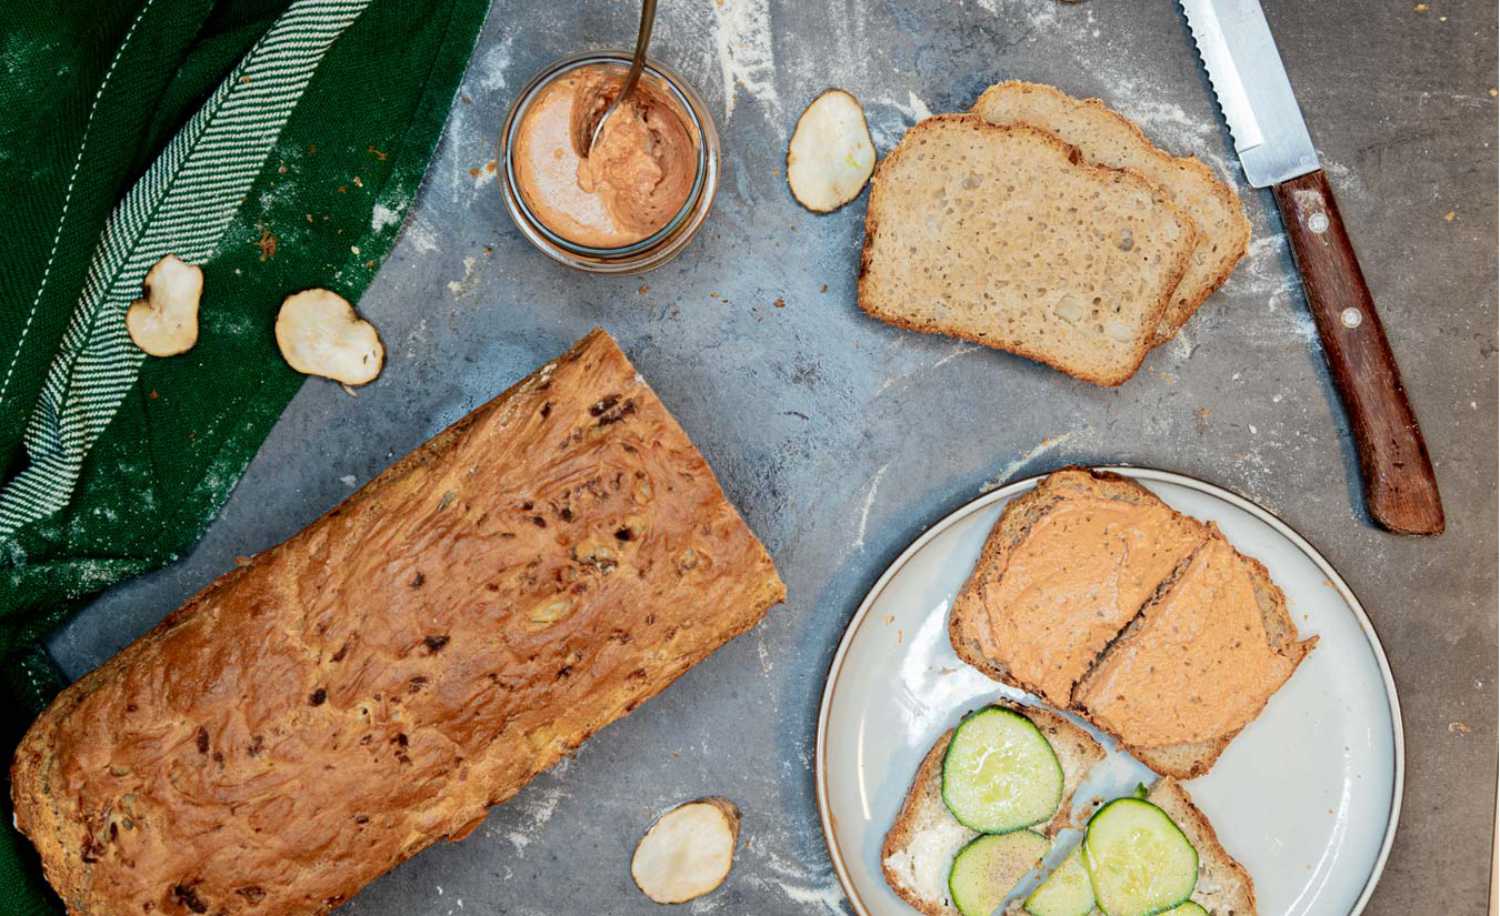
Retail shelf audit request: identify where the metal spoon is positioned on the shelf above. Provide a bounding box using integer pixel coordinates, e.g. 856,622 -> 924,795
579,0 -> 658,156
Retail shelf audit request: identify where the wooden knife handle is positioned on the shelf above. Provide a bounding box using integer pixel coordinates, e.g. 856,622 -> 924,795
1272,170 -> 1444,535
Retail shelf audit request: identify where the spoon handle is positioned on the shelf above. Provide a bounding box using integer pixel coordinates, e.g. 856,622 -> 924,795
619,0 -> 658,101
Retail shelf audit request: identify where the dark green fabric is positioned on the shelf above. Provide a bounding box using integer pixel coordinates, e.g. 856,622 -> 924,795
0,0 -> 489,910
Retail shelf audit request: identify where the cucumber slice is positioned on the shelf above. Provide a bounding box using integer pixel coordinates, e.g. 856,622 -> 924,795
941,706 -> 1064,833
1083,798 -> 1198,916
948,830 -> 1050,916
1159,903 -> 1208,916
1024,847 -> 1095,916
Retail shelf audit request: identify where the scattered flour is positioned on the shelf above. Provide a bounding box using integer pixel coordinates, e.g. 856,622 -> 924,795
447,255 -> 480,297
711,0 -> 779,120
370,203 -> 401,234
1222,233 -> 1295,299
851,462 -> 889,551
974,0 -> 1059,27
867,92 -> 936,151
980,432 -> 1078,493
904,90 -> 932,122
471,33 -> 515,95
403,217 -> 440,255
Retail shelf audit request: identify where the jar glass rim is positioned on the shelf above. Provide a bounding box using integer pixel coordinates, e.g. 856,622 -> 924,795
501,52 -> 709,259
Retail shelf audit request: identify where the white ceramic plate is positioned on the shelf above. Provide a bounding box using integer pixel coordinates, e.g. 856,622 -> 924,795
816,468 -> 1402,916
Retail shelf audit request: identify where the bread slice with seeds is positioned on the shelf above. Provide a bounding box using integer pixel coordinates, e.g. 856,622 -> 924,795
1147,779 -> 1258,914
1073,532 -> 1316,778
972,81 -> 1250,343
858,115 -> 1196,386
948,467 -> 1208,708
880,702 -> 1105,915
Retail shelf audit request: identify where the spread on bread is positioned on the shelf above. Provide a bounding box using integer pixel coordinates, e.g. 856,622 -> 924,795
1074,537 -> 1313,751
879,466 -> 1313,914
881,703 -> 1105,916
951,468 -> 1315,779
512,65 -> 696,248
10,329 -> 784,915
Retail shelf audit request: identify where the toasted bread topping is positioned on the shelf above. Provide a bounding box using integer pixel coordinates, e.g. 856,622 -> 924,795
1077,537 -> 1308,747
981,488 -> 1205,706
514,66 -> 696,248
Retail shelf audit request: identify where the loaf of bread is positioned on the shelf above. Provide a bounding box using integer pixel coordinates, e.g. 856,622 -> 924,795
11,329 -> 785,915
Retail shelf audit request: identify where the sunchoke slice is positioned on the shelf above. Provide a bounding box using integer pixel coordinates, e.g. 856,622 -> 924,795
787,89 -> 876,213
274,289 -> 385,386
125,254 -> 203,357
631,798 -> 741,904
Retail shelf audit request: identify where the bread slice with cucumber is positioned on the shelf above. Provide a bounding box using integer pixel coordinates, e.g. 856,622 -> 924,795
1017,779 -> 1254,916
880,703 -> 1105,915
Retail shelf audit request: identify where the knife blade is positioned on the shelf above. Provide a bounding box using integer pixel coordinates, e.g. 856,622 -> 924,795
1180,0 -> 1445,535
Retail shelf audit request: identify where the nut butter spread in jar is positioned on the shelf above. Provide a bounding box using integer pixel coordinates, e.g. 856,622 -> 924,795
501,53 -> 718,273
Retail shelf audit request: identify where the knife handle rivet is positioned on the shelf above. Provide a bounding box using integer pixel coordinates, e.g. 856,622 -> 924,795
1341,307 -> 1363,329
1308,212 -> 1330,234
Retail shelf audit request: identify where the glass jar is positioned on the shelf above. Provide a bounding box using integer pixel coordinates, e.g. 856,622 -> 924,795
498,51 -> 720,275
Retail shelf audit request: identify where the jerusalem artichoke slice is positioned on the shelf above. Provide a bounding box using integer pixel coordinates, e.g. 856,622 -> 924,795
274,288 -> 384,386
125,254 -> 203,357
630,798 -> 741,904
787,89 -> 877,213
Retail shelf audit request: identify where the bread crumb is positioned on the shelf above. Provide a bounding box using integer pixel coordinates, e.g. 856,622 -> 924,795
258,228 -> 278,261
773,297 -> 786,308
1448,721 -> 1471,735
1444,210 -> 1456,221
639,284 -> 650,295
1412,2 -> 1428,11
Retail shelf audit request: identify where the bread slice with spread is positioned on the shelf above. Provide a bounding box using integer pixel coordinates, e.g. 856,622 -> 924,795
950,467 -> 1314,780
1073,532 -> 1316,778
949,468 -> 1208,708
881,702 -> 1105,915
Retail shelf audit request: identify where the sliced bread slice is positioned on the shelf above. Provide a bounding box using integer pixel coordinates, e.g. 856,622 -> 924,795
858,115 -> 1197,386
1147,779 -> 1258,915
1073,531 -> 1317,778
972,81 -> 1250,343
881,703 -> 1105,915
948,468 -> 1208,707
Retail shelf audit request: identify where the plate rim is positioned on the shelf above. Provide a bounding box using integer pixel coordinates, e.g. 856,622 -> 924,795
813,465 -> 1406,916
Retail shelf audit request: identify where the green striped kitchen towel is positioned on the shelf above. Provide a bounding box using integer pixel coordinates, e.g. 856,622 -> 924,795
0,0 -> 489,909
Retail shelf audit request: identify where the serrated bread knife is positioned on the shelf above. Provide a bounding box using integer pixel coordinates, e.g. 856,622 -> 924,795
1180,0 -> 1444,535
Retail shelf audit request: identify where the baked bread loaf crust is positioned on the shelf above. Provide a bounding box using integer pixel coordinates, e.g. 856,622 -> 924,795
11,328 -> 785,916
